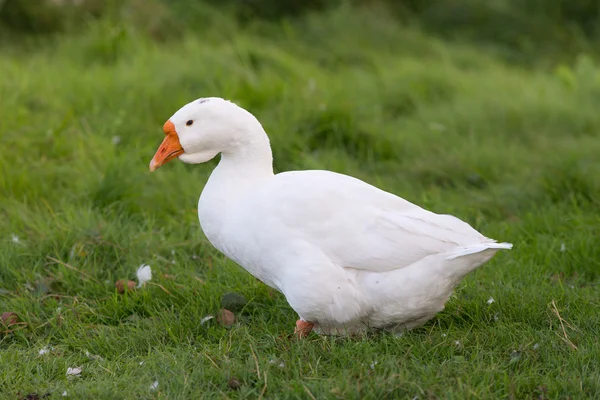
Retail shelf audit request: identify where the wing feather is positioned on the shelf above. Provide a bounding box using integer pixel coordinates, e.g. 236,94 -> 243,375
256,170 -> 493,272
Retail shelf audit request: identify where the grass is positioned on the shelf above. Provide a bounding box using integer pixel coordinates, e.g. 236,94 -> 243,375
1,4 -> 600,399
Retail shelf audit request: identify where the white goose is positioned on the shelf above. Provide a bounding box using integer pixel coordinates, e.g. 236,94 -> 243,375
149,98 -> 512,337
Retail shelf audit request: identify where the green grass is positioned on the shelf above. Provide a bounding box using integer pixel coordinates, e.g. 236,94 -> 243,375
1,4 -> 600,399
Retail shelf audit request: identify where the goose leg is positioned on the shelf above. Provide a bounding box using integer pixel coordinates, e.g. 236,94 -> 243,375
294,319 -> 314,338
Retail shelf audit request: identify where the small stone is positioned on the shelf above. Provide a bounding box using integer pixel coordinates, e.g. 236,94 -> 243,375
221,292 -> 247,312
115,280 -> 136,294
1,312 -> 18,326
227,377 -> 241,390
217,309 -> 235,327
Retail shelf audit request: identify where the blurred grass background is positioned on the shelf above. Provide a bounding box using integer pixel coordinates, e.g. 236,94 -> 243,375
1,0 -> 599,398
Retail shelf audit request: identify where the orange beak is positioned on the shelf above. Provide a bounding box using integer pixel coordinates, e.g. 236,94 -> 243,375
149,120 -> 184,172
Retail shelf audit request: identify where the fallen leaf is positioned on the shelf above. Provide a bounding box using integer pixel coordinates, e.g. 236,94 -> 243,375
217,309 -> 235,327
18,393 -> 50,400
1,312 -> 18,326
228,377 -> 241,390
66,367 -> 82,377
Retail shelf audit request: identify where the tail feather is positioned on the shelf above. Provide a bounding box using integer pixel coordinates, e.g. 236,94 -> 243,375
446,242 -> 513,260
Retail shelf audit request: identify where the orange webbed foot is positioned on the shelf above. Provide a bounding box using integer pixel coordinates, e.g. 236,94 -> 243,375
294,319 -> 315,338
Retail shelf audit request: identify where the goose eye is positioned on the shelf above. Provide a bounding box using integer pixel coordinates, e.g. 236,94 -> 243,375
186,120 -> 194,126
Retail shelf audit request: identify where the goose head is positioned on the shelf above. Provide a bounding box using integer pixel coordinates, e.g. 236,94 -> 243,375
149,97 -> 266,171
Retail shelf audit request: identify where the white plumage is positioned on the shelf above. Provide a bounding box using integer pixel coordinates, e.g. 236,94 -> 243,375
150,98 -> 512,336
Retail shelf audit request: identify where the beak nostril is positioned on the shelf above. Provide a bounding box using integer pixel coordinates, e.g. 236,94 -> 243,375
161,148 -> 166,153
